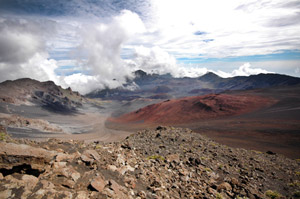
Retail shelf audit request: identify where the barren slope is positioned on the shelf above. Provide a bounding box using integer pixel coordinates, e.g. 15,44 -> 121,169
0,78 -> 84,113
0,127 -> 299,198
109,94 -> 275,125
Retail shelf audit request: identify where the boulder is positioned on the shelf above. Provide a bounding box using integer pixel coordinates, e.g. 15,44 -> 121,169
75,191 -> 89,199
21,174 -> 39,190
0,142 -> 57,169
81,150 -> 100,164
217,182 -> 232,191
90,175 -> 107,192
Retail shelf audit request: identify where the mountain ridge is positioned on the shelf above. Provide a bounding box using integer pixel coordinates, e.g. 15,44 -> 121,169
87,70 -> 300,100
0,78 -> 84,113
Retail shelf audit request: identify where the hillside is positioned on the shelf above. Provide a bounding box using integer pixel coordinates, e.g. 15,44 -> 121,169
109,94 -> 275,125
0,78 -> 84,113
106,85 -> 300,159
0,126 -> 299,198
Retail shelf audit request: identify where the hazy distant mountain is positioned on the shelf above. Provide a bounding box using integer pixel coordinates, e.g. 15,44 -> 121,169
87,70 -> 300,100
199,73 -> 300,90
0,78 -> 84,113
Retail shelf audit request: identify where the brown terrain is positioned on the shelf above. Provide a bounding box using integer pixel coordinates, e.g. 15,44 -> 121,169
109,94 -> 276,125
0,78 -> 132,143
0,77 -> 300,198
0,126 -> 299,198
107,86 -> 300,159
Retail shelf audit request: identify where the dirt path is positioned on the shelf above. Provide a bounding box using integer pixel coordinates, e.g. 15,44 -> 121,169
52,112 -> 132,142
1,103 -> 132,143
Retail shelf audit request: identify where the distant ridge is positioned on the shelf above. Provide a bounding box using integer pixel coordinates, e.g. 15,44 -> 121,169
202,73 -> 300,90
86,70 -> 300,100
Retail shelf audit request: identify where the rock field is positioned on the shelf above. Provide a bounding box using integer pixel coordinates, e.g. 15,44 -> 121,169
0,126 -> 299,199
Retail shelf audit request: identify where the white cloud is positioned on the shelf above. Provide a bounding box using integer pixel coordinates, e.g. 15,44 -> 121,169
0,18 -> 60,83
0,18 -> 54,64
127,46 -> 273,79
63,73 -> 100,94
231,62 -> 271,76
127,46 -> 177,75
137,0 -> 300,59
215,63 -> 272,78
0,52 -> 59,82
127,46 -> 209,78
51,10 -> 147,94
71,10 -> 145,92
1,1 -> 299,94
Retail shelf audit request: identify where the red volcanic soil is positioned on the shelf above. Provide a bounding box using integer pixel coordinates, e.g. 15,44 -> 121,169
109,94 -> 275,125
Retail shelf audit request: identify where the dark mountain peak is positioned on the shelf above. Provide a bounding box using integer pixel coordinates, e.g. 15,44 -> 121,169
199,72 -> 222,81
134,70 -> 148,78
43,80 -> 56,86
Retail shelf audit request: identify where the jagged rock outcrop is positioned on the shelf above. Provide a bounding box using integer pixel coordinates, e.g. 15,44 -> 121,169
0,127 -> 299,198
0,113 -> 63,133
0,78 -> 84,113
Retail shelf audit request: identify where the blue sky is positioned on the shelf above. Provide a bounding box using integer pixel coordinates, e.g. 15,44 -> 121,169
178,50 -> 300,64
0,0 -> 300,93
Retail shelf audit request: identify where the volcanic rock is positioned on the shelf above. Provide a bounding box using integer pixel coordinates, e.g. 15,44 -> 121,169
90,175 -> 107,192
0,126 -> 299,198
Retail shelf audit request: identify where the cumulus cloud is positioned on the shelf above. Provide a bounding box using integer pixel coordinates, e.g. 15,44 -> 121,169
0,52 -> 59,82
127,46 -> 177,75
0,18 -> 57,63
126,46 -> 210,78
127,46 -> 272,79
231,63 -> 271,76
63,73 -> 101,94
0,1 -> 297,94
215,63 -> 272,78
0,18 -> 60,83
61,10 -> 146,94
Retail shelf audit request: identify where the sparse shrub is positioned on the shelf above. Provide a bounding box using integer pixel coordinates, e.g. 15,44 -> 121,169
204,168 -> 211,172
251,150 -> 262,154
0,132 -> 7,141
265,190 -> 281,199
147,155 -> 165,161
200,156 -> 207,160
216,193 -> 223,199
95,144 -> 101,149
210,143 -> 217,147
295,171 -> 300,176
288,181 -> 300,187
236,196 -> 249,199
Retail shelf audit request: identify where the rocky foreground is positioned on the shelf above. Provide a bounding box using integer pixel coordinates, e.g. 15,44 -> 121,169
0,126 -> 299,199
